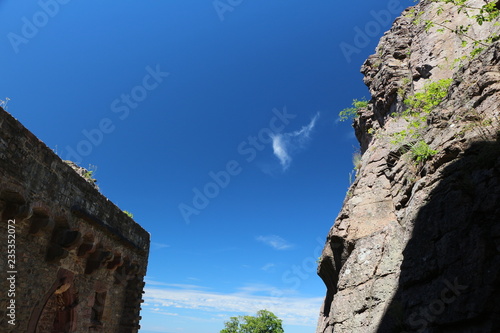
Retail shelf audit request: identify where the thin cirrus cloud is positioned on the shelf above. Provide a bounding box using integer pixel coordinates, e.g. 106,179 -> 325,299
151,242 -> 171,250
144,280 -> 210,290
256,235 -> 293,250
261,263 -> 276,271
271,113 -> 320,171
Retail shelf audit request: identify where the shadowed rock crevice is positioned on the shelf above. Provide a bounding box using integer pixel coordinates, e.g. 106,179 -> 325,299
377,139 -> 500,332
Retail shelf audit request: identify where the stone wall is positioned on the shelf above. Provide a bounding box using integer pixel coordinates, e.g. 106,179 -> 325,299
316,1 -> 500,332
0,107 -> 150,332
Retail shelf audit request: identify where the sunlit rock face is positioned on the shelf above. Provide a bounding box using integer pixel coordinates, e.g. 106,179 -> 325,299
316,1 -> 500,332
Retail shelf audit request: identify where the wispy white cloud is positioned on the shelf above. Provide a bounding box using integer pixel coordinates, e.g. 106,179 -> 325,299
139,324 -> 178,333
261,263 -> 276,271
271,113 -> 319,171
143,286 -> 323,327
271,135 -> 291,170
151,242 -> 171,250
145,279 -> 210,290
235,284 -> 296,297
144,279 -> 170,286
256,235 -> 293,250
153,311 -> 179,316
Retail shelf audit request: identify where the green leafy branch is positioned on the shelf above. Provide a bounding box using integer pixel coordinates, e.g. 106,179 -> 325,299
390,79 -> 452,163
410,140 -> 438,162
403,78 -> 453,116
430,0 -> 500,24
409,0 -> 500,58
339,98 -> 368,122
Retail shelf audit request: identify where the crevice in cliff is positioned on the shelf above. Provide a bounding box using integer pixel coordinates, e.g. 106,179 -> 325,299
318,236 -> 355,298
371,233 -> 388,277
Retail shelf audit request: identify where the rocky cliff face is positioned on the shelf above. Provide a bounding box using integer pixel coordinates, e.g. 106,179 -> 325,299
316,1 -> 500,332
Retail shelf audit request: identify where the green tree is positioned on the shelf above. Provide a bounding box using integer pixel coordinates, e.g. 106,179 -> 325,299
220,310 -> 284,333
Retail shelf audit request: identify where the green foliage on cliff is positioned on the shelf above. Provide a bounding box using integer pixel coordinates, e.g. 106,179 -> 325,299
339,98 -> 368,122
409,0 -> 500,59
83,170 -> 96,182
392,79 -> 452,143
123,210 -> 134,218
390,78 -> 452,163
430,0 -> 499,25
220,310 -> 284,333
403,78 -> 453,115
410,140 -> 438,162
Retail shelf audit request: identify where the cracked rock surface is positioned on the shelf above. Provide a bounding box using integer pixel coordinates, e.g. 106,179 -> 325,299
316,1 -> 500,332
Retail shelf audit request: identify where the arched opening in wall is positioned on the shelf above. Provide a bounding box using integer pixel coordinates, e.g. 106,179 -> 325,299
29,270 -> 78,333
85,245 -> 114,275
36,287 -> 77,333
28,208 -> 54,235
0,189 -> 27,221
89,291 -> 106,331
77,233 -> 96,257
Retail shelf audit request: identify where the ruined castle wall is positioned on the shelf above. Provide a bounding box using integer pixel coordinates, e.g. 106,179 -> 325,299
0,107 -> 150,333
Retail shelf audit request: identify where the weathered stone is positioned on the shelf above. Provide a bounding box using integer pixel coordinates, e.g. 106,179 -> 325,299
0,108 -> 150,333
316,0 -> 500,332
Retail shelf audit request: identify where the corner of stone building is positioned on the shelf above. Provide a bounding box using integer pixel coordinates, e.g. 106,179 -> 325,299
0,107 -> 150,333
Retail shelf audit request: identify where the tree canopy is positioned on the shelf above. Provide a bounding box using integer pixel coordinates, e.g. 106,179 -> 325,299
220,310 -> 284,333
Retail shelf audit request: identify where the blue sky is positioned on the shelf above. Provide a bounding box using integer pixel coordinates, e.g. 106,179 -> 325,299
1,1 -> 413,332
